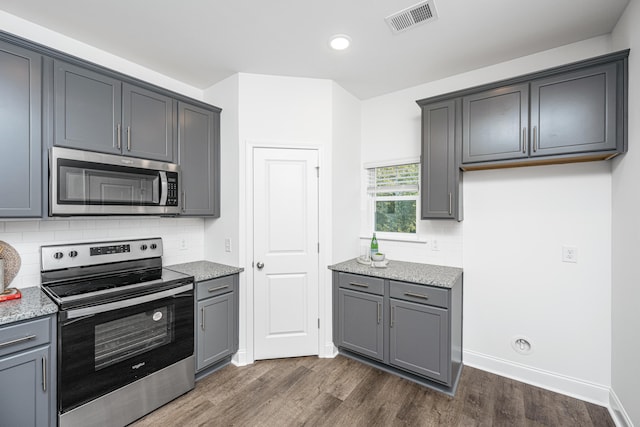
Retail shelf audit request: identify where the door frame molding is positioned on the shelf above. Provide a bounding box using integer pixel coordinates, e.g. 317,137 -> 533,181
244,140 -> 332,364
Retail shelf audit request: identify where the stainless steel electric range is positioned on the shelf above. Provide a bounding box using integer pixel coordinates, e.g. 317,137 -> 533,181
40,238 -> 195,427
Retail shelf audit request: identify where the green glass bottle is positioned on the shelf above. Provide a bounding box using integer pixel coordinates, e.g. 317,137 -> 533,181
370,233 -> 378,258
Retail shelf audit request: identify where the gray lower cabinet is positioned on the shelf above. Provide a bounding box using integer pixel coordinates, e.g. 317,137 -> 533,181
53,60 -> 176,162
333,271 -> 462,391
337,288 -> 384,361
178,102 -> 221,216
420,99 -> 461,220
0,40 -> 42,217
196,275 -> 238,372
0,315 -> 55,426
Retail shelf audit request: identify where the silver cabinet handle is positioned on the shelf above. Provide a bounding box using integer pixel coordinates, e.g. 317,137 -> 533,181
42,356 -> 47,392
533,126 -> 538,152
522,127 -> 527,153
349,282 -> 369,288
377,303 -> 381,324
390,306 -> 395,328
208,285 -> 229,293
201,307 -> 205,331
117,124 -> 122,150
0,334 -> 36,349
127,126 -> 131,151
448,192 -> 452,216
256,262 -> 265,270
181,191 -> 186,212
404,292 -> 429,300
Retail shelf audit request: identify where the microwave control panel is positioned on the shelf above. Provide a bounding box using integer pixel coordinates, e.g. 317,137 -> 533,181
166,173 -> 179,206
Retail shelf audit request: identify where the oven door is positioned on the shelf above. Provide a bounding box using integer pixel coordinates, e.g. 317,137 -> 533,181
58,283 -> 194,414
50,146 -> 180,216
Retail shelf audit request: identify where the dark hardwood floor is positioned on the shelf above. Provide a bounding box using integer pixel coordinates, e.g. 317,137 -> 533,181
131,355 -> 615,426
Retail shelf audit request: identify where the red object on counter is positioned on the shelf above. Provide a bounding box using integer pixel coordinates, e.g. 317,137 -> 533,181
0,288 -> 21,302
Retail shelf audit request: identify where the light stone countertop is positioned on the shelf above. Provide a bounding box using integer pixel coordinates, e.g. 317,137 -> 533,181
328,258 -> 462,288
165,260 -> 244,282
0,287 -> 58,326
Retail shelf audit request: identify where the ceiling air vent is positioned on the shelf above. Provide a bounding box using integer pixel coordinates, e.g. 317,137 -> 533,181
385,0 -> 438,34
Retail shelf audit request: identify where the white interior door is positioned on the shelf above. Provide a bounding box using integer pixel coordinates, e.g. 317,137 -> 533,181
253,147 -> 319,360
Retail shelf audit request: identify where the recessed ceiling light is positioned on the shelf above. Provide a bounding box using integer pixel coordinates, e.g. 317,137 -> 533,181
329,34 -> 351,51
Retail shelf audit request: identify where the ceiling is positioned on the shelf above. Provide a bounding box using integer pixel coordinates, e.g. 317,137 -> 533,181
0,0 -> 630,99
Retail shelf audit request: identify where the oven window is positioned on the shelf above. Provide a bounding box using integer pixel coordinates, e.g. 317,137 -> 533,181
94,306 -> 174,370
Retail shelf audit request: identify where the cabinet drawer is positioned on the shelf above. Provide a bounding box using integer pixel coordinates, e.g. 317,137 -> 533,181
389,281 -> 449,309
196,275 -> 235,301
338,273 -> 384,296
0,316 -> 51,358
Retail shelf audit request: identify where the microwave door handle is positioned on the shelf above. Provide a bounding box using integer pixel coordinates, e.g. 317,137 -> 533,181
65,283 -> 193,319
159,171 -> 168,206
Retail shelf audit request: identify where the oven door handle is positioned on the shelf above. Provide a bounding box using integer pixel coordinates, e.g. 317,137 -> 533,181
66,283 -> 193,319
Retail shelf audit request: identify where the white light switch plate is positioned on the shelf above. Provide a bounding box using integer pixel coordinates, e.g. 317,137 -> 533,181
562,246 -> 577,263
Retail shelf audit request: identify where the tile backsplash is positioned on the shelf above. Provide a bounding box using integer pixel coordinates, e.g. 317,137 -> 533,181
0,217 -> 205,288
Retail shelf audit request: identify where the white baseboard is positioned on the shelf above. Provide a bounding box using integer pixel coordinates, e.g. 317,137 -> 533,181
319,342 -> 338,358
231,349 -> 248,366
609,388 -> 634,427
463,349 -> 610,406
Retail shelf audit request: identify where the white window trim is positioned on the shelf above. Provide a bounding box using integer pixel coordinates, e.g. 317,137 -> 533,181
364,160 -> 422,240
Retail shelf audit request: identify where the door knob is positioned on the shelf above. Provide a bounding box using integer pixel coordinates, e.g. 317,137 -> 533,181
256,262 -> 264,270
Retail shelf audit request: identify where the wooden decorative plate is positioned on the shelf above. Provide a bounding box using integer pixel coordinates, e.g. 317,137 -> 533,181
0,241 -> 21,288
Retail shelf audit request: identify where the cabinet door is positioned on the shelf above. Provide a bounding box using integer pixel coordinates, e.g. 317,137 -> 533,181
421,99 -> 460,220
53,60 -> 122,154
389,299 -> 449,384
337,288 -> 384,361
530,63 -> 618,157
0,41 -> 42,217
0,346 -> 50,427
178,102 -> 220,216
462,83 -> 529,163
196,293 -> 234,371
122,83 -> 176,162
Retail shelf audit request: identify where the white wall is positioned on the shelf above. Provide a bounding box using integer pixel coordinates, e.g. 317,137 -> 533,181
361,35 -> 616,404
0,218 -> 205,288
611,1 -> 640,425
0,10 -> 201,99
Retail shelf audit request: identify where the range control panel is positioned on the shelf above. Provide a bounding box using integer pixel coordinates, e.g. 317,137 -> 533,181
41,238 -> 163,271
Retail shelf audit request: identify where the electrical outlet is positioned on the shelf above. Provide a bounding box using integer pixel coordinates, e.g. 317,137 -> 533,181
562,246 -> 577,263
179,239 -> 188,251
225,238 -> 232,253
431,239 -> 440,251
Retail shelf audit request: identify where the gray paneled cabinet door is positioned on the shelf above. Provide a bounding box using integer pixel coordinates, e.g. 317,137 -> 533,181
337,289 -> 384,361
421,99 -> 460,220
530,63 -> 618,157
0,346 -> 51,427
389,299 -> 449,384
462,83 -> 529,163
0,41 -> 42,217
197,293 -> 234,371
53,60 -> 122,155
178,102 -> 220,216
122,83 -> 176,162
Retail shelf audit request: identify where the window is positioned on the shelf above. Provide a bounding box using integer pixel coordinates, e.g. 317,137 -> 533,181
367,163 -> 419,235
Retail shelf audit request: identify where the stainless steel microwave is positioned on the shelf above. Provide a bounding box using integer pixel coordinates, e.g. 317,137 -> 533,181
50,147 -> 181,216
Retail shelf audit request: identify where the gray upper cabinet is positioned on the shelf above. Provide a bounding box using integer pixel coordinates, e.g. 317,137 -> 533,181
0,41 -> 42,218
462,83 -> 529,163
178,102 -> 220,217
418,50 -> 628,171
530,63 -> 618,157
54,60 -> 176,162
421,99 -> 461,220
122,83 -> 176,162
53,60 -> 122,155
